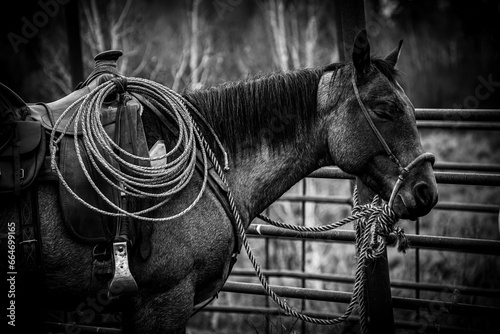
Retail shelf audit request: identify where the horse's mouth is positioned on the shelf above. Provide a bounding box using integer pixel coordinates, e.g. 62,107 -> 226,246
392,187 -> 438,220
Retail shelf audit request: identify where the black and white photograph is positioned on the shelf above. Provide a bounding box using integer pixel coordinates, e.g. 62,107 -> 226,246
1,0 -> 499,333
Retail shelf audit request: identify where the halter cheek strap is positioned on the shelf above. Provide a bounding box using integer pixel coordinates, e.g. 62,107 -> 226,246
350,71 -> 435,210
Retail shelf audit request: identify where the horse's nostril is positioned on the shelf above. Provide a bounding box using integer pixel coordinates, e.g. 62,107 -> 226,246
413,181 -> 434,207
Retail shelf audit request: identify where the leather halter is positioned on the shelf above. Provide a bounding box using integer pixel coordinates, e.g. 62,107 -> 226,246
350,70 -> 435,209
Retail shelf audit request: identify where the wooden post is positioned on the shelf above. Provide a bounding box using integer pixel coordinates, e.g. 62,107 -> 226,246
334,0 -> 367,60
355,182 -> 396,334
334,0 -> 396,333
64,0 -> 83,89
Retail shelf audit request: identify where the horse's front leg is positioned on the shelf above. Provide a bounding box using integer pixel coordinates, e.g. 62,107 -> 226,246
121,278 -> 195,334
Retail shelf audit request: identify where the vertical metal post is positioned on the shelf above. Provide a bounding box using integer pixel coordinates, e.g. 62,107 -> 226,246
356,182 -> 395,334
264,208 -> 271,334
335,0 -> 396,333
301,179 -> 307,334
334,0 -> 368,60
64,0 -> 83,89
415,217 -> 421,323
415,218 -> 420,300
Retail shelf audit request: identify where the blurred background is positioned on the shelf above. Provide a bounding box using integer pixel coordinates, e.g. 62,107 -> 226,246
1,0 -> 499,333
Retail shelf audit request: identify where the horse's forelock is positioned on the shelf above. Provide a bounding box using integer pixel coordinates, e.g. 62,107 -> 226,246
371,57 -> 401,84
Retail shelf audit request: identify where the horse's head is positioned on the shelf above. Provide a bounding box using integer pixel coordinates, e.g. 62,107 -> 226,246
321,30 -> 438,219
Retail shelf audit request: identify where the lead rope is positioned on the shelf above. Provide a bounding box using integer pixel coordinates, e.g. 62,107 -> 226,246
199,132 -> 408,332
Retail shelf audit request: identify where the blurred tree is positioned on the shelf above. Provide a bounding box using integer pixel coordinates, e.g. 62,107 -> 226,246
173,0 -> 218,91
80,0 -> 167,81
261,0 -> 323,70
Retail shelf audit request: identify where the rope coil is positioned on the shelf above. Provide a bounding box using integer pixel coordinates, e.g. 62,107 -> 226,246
50,77 -> 211,222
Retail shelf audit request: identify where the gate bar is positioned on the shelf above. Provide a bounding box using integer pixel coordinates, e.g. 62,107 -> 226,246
277,195 -> 499,214
247,225 -> 500,254
417,121 -> 500,130
433,161 -> 500,172
221,281 -> 500,317
415,108 -> 500,121
200,306 -> 486,334
309,168 -> 500,186
230,269 -> 500,297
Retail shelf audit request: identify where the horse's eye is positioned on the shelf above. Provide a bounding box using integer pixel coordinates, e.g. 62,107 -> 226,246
372,107 -> 393,120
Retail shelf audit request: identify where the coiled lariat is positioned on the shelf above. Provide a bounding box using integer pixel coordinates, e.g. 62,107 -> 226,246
50,77 -> 212,222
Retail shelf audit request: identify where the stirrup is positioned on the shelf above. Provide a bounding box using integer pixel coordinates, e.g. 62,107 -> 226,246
108,241 -> 138,298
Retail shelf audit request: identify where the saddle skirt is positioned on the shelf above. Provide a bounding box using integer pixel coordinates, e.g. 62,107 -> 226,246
34,90 -> 148,244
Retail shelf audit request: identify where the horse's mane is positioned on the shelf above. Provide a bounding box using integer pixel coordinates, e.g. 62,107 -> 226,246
184,67 -> 324,154
183,57 -> 398,155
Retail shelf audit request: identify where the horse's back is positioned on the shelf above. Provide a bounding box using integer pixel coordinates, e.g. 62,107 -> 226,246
1,170 -> 235,310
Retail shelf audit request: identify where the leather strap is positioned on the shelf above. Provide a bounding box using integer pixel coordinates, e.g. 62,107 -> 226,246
183,97 -> 229,170
18,183 -> 42,273
131,93 -> 178,136
134,93 -> 241,255
76,66 -> 120,90
351,69 -> 435,208
114,93 -> 150,167
12,124 -> 21,196
351,71 -> 403,170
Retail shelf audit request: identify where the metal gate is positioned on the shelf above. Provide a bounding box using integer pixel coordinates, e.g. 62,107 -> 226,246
193,1 -> 500,333
194,110 -> 500,334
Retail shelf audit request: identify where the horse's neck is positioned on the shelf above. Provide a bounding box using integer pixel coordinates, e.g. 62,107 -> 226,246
186,69 -> 335,225
225,141 -> 328,224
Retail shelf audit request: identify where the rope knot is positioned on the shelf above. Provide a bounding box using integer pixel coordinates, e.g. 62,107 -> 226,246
355,200 -> 407,262
111,76 -> 128,95
351,204 -> 363,215
393,226 -> 409,253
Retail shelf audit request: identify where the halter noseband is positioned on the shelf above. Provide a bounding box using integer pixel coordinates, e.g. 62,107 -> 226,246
350,70 -> 435,209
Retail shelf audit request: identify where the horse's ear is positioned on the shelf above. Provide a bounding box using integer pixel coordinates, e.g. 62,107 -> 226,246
385,39 -> 404,68
352,29 -> 371,77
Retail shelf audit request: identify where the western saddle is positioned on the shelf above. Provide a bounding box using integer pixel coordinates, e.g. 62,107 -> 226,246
0,50 -> 154,297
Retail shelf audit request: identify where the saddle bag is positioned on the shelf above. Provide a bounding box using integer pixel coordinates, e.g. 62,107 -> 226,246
1,83 -> 46,194
0,121 -> 46,195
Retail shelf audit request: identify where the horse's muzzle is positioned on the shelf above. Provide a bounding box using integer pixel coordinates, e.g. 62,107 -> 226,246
392,168 -> 438,219
387,152 -> 438,219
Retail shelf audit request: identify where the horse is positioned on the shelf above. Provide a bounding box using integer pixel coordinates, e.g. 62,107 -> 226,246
0,31 -> 437,333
